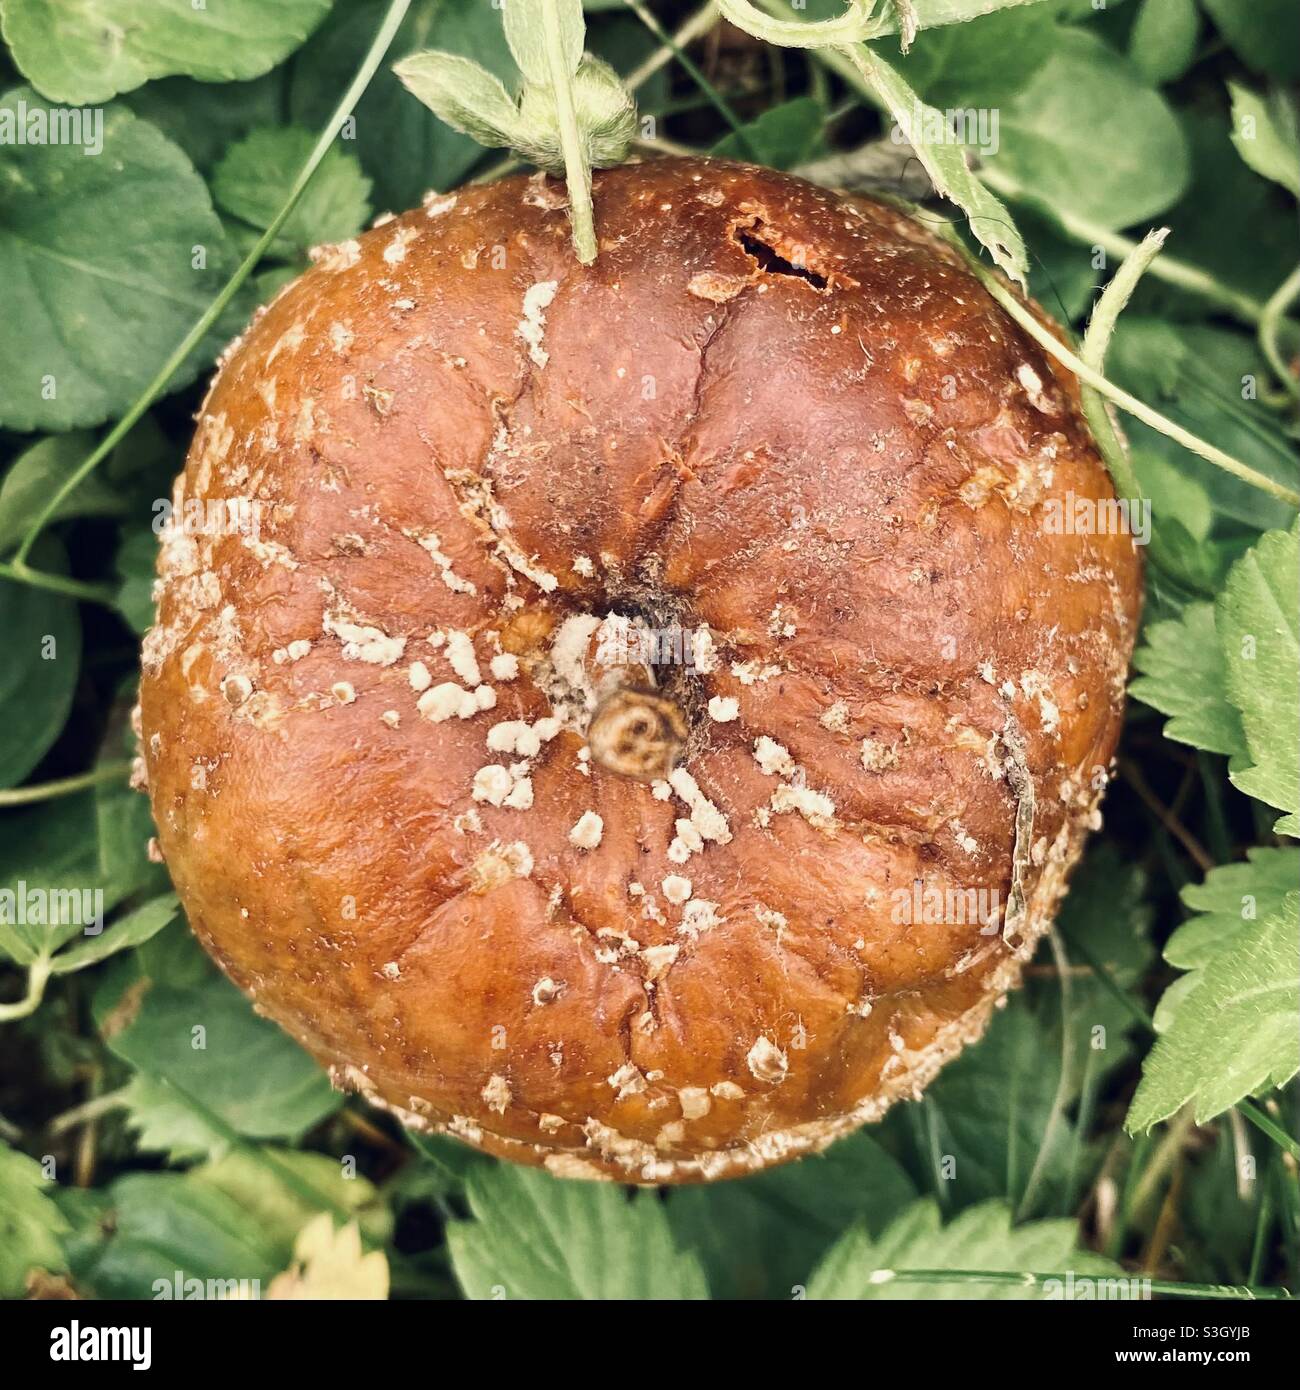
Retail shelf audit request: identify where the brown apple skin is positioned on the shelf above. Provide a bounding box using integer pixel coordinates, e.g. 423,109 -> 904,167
137,158 -> 1141,1183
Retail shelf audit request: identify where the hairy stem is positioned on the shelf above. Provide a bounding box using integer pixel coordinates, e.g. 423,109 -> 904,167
1073,230 -> 1170,503
542,0 -> 597,263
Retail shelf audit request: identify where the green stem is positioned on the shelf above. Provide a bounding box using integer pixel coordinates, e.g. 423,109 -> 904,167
863,1267 -> 1292,1299
0,952 -> 51,1023
47,1087 -> 131,1136
1106,1128 -> 1153,1260
1075,230 -> 1168,503
1239,1100 -> 1300,1165
1018,928 -> 1075,1220
624,1 -> 721,93
1065,1042 -> 1101,1212
1130,1107 -> 1196,1216
718,0 -> 876,48
541,0 -> 597,263
1248,1173 -> 1273,1287
0,560 -> 117,607
0,761 -> 131,808
974,268 -> 1300,507
10,0 -> 414,571
625,0 -> 753,152
1259,263 -> 1300,402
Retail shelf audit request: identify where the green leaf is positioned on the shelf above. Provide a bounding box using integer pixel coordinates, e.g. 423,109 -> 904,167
114,525 -> 159,636
0,539 -> 80,791
1056,847 -> 1156,1026
712,96 -> 827,168
212,126 -> 373,254
48,893 -> 178,976
0,433 -> 125,555
1107,320 -> 1298,533
447,1164 -> 709,1299
899,999 -> 1076,1213
1130,603 -> 1246,757
1227,83 -> 1300,199
94,712 -> 170,908
407,1130 -> 496,1190
883,1 -> 1060,108
0,89 -> 239,432
1132,448 -> 1236,597
990,28 -> 1190,229
504,0 -> 584,85
119,1073 -> 229,1164
290,0 -> 519,213
122,71 -> 286,173
847,45 -> 1028,285
869,0 -> 1057,35
1128,894 -> 1300,1130
667,1131 -> 917,1299
75,1171 -> 282,1299
1048,849 -> 1155,1132
1218,520 -> 1300,835
1019,205 -> 1100,322
0,1139 -> 68,1297
199,1149 -> 385,1244
1135,448 -> 1214,543
1200,0 -> 1300,83
0,791 -> 122,965
807,1199 -> 1129,1299
1127,0 -> 1199,86
0,0 -> 332,105
71,1150 -> 380,1300
1147,112 -> 1300,310
894,848 -> 1151,1218
93,923 -> 342,1145
0,750 -> 164,966
1167,848 -> 1300,972
393,50 -> 526,152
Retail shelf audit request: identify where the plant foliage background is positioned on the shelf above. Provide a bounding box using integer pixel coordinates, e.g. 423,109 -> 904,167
0,0 -> 1297,1301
